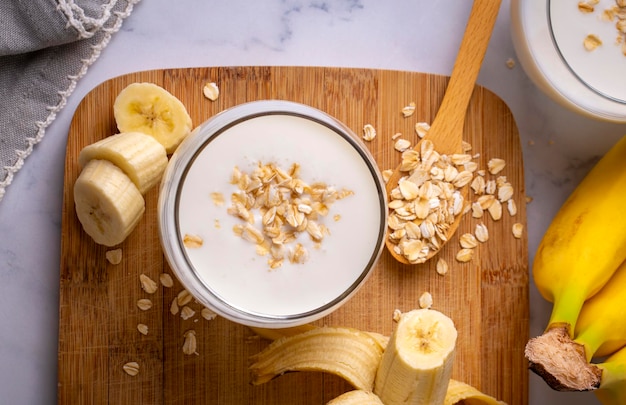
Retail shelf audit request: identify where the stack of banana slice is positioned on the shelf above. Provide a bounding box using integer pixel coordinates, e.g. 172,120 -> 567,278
250,308 -> 506,405
73,82 -> 192,246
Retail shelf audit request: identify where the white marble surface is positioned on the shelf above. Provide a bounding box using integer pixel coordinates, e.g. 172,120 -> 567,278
1,0 -> 625,403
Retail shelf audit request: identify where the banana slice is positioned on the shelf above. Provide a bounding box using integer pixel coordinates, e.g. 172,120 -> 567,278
78,132 -> 168,194
74,159 -> 145,246
113,82 -> 193,154
374,308 -> 457,405
326,390 -> 384,405
444,380 -> 506,405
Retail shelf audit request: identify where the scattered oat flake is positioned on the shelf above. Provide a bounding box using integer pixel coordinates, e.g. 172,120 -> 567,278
418,292 -> 433,309
392,309 -> 403,322
471,202 -> 484,218
180,306 -> 196,320
182,330 -> 198,355
382,169 -> 393,183
487,158 -> 506,175
415,122 -> 430,138
507,199 -> 518,216
402,102 -> 416,117
394,138 -> 412,152
512,223 -> 524,239
505,58 -> 516,69
201,308 -> 218,320
203,82 -> 219,101
123,362 -> 139,376
578,1 -> 595,13
137,323 -> 149,335
140,274 -> 158,294
105,248 -> 122,265
170,297 -> 180,315
160,273 -> 174,288
137,298 -> 152,311
436,258 -> 449,276
211,192 -> 225,206
584,34 -> 603,51
456,248 -> 474,263
177,289 -> 193,306
183,234 -> 203,248
363,124 -> 377,141
392,132 -> 403,140
487,199 -> 503,220
475,223 -> 489,243
460,233 -> 478,249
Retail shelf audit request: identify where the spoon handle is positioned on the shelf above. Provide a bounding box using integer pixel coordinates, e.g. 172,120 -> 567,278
430,0 -> 502,151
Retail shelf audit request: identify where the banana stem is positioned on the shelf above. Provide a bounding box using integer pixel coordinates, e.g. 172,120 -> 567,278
573,328 -> 604,362
547,286 -> 589,336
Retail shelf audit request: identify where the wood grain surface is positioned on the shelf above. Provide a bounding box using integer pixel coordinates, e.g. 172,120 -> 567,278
58,66 -> 529,404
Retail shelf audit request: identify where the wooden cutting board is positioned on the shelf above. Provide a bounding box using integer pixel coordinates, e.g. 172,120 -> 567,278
58,66 -> 529,404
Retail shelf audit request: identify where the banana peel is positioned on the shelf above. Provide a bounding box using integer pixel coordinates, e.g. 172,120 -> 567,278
249,326 -> 385,392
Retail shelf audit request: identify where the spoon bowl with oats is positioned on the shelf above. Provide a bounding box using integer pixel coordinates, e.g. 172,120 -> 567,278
385,0 -> 502,265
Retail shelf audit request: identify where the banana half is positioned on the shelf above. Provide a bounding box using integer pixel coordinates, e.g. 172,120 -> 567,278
374,308 -> 457,405
74,159 -> 145,247
113,82 -> 193,154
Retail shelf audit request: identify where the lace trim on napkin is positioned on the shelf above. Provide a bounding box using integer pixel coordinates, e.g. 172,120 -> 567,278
0,0 -> 141,203
57,0 -> 119,39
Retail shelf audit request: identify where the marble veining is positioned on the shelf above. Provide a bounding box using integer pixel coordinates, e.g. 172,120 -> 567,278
1,0 -> 625,403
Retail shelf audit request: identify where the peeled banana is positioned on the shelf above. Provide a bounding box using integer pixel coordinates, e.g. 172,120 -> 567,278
249,327 -> 386,392
595,345 -> 626,405
526,135 -> 626,388
374,308 -> 457,405
113,82 -> 193,154
74,159 -> 145,247
248,309 -> 504,404
78,131 -> 167,194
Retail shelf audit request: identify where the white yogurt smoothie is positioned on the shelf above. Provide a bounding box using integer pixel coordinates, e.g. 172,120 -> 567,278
550,0 -> 626,103
511,0 -> 626,122
160,101 -> 386,326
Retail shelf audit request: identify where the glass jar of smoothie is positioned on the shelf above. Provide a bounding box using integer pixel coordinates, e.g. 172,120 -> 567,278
158,100 -> 387,328
511,0 -> 626,122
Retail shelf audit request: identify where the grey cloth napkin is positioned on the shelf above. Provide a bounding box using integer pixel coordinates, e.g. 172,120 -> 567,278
0,0 -> 140,202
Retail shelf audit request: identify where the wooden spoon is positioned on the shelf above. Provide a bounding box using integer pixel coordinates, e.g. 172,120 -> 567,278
385,0 -> 502,264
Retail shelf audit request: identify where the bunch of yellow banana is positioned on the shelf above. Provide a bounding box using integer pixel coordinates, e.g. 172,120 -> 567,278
249,308 -> 506,405
525,135 -> 626,399
74,82 -> 192,246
